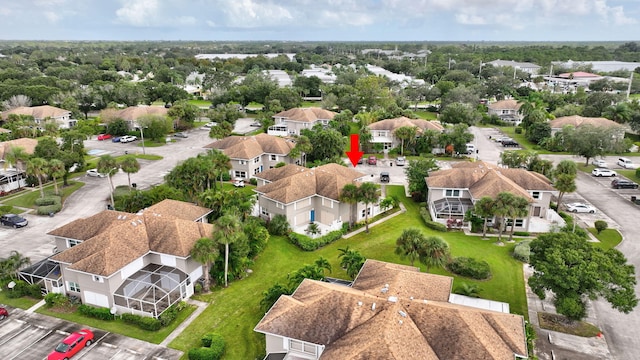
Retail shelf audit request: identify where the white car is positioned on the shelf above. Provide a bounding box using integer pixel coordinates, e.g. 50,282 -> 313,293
591,159 -> 608,168
396,156 -> 406,166
120,135 -> 137,143
202,122 -> 217,128
232,178 -> 245,187
565,203 -> 596,214
591,168 -> 617,177
86,169 -> 105,178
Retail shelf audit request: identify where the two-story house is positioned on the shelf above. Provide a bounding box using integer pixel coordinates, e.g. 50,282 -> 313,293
255,259 -> 528,359
2,105 -> 76,129
549,115 -> 625,139
426,161 -> 561,233
101,106 -> 169,130
268,107 -> 337,136
19,200 -> 213,318
367,117 -> 444,151
487,99 -> 523,125
205,133 -> 298,180
254,163 -> 377,234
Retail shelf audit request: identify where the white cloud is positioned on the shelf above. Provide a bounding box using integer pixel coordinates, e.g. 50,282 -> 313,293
44,11 -> 61,23
115,0 -> 161,27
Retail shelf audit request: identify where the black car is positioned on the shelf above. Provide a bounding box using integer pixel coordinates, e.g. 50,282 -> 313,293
611,179 -> 639,189
0,214 -> 28,228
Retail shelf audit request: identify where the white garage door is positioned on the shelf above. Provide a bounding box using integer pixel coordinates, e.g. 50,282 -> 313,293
84,290 -> 109,308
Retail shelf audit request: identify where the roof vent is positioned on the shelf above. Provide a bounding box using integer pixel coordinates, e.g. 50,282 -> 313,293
357,301 -> 363,306
137,219 -> 143,224
398,320 -> 403,325
371,303 -> 376,311
398,310 -> 407,318
131,221 -> 137,226
410,296 -> 414,300
388,296 -> 398,303
381,287 -> 388,294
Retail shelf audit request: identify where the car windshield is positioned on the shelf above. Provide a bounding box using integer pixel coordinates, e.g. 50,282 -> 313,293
55,342 -> 70,353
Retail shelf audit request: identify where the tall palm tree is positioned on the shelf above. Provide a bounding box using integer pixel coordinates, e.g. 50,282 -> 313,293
97,154 -> 118,192
26,157 -> 48,198
358,182 -> 379,233
190,237 -> 219,292
48,159 -> 66,195
507,196 -> 530,242
555,174 -> 577,211
118,155 -> 140,189
7,251 -> 30,279
314,257 -> 332,275
337,246 -> 366,280
395,228 -> 427,266
214,210 -> 242,287
4,145 -> 29,171
206,150 -> 231,190
494,192 -> 516,244
473,197 -> 496,239
339,184 -> 360,230
422,236 -> 451,271
394,126 -> 417,155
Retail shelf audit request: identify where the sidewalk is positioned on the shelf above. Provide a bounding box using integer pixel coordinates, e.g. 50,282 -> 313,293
343,202 -> 406,239
160,299 -> 208,347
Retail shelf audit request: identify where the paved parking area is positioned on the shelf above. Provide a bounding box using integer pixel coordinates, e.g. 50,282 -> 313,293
0,307 -> 182,360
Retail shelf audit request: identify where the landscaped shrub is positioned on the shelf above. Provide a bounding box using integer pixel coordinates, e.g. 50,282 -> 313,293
515,126 -> 523,134
594,220 -> 608,234
201,333 -> 225,348
5,280 -> 42,299
267,214 -> 290,236
78,304 -> 114,321
513,239 -> 533,263
188,347 -> 223,360
35,196 -> 60,206
158,301 -> 187,326
513,231 -> 530,237
420,208 -> 447,232
447,257 -> 491,280
120,313 -> 162,331
44,292 -> 69,307
121,313 -> 142,325
288,230 -> 344,251
37,203 -> 62,215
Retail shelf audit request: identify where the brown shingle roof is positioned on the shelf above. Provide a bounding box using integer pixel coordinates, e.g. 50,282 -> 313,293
550,115 -> 621,129
143,199 -> 212,221
487,99 -> 521,111
254,164 -> 307,182
273,107 -> 337,123
110,106 -> 168,121
255,259 -> 527,359
204,133 -> 295,159
254,163 -> 365,203
2,105 -> 70,120
50,208 -> 214,276
368,117 -> 444,133
0,138 -> 39,160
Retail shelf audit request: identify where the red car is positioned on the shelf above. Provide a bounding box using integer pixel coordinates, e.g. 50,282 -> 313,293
0,307 -> 8,320
367,156 -> 377,165
48,329 -> 94,360
97,134 -> 112,141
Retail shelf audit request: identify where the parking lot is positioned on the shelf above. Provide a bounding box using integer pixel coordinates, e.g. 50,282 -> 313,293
0,308 -> 182,359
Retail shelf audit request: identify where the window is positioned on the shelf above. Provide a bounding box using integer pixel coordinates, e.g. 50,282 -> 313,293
93,275 -> 103,283
254,168 -> 261,175
361,208 -> 371,217
68,281 -> 80,292
445,189 -> 460,197
270,154 -> 277,161
254,157 -> 260,163
239,160 -> 247,165
532,191 -> 540,199
234,171 -> 246,178
505,219 -> 524,227
276,202 -> 284,209
261,207 -> 269,216
289,339 -> 316,356
67,239 -> 82,248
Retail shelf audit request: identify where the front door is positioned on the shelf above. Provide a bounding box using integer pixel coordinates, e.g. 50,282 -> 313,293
533,206 -> 541,217
310,209 -> 315,222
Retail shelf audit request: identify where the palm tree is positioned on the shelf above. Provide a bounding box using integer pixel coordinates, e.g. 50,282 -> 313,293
507,196 -> 530,242
395,228 -> 427,266
493,192 -> 516,244
337,246 -> 366,280
206,150 -> 231,190
190,237 -> 219,292
118,155 -> 140,189
555,174 -> 577,211
473,197 -> 496,238
339,184 -> 360,230
6,251 -> 30,279
394,126 -> 417,155
292,135 -> 312,166
97,154 -> 118,192
422,236 -> 451,271
48,159 -> 66,195
4,145 -> 29,171
358,182 -> 379,233
214,210 -> 242,287
26,157 -> 48,198
314,257 -> 332,275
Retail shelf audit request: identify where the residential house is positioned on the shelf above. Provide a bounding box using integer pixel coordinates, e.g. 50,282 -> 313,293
268,107 -> 337,136
255,259 -> 528,360
367,117 -> 444,151
264,70 -> 293,87
549,115 -> 625,139
19,199 -> 213,318
426,161 -> 561,233
487,59 -> 541,75
2,105 -> 76,129
487,99 -> 523,125
254,163 -> 377,234
0,138 -> 37,192
204,133 -> 298,180
104,106 -> 169,130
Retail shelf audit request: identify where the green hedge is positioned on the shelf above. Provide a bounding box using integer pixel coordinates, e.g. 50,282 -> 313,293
121,313 -> 162,331
447,257 -> 491,280
419,208 -> 447,232
513,239 -> 533,263
159,302 -> 186,327
78,304 -> 114,321
35,196 -> 61,206
37,203 -> 62,215
188,347 -> 224,360
287,229 -> 345,251
5,280 -> 42,299
44,293 -> 69,307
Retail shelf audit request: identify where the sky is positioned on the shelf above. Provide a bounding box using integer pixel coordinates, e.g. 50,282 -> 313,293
1,0 -> 639,42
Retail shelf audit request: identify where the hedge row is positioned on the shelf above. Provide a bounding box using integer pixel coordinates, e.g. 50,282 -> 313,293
78,304 -> 114,321
35,196 -> 61,206
188,333 -> 225,360
158,302 -> 187,327
513,239 -> 532,263
287,229 -> 345,251
447,257 -> 491,280
419,208 -> 447,232
4,280 -> 42,299
121,313 -> 162,331
37,203 -> 62,215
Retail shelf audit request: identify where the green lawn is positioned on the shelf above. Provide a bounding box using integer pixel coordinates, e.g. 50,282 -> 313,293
498,127 -> 571,155
588,228 -> 623,250
2,181 -> 84,210
0,291 -> 40,309
169,186 -> 527,359
414,110 -> 438,120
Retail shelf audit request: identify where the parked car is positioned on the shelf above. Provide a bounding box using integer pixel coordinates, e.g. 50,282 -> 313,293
86,169 -> 105,178
48,329 -> 94,360
591,159 -> 607,168
380,172 -> 390,183
250,122 -> 262,127
367,156 -> 377,165
119,135 -> 137,143
203,122 -> 217,128
611,178 -> 639,189
357,157 -> 363,164
396,156 -> 406,166
173,132 -> 188,138
617,157 -> 638,169
97,134 -> 111,141
565,203 -> 596,213
592,168 -> 617,177
0,214 -> 28,228
501,139 -> 520,147
233,178 -> 245,187
0,307 -> 7,320
466,143 -> 476,154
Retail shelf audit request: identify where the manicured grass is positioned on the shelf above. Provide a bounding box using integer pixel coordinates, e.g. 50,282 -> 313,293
169,185 -> 527,359
0,291 -> 40,309
3,181 -> 84,210
588,228 -> 623,250
38,304 -> 196,344
188,99 -> 211,107
134,154 -> 163,161
137,140 -> 166,148
414,110 -> 438,120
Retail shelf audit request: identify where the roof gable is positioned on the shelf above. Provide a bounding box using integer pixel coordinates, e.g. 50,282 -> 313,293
205,134 -> 294,159
273,107 -> 337,122
368,117 -> 444,133
550,115 -> 622,129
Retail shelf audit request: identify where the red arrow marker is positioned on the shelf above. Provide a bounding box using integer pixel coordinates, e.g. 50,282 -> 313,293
346,134 -> 364,167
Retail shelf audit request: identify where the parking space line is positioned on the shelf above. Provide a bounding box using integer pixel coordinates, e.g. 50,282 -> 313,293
8,329 -> 52,360
76,331 -> 111,359
0,323 -> 31,346
108,349 -> 124,359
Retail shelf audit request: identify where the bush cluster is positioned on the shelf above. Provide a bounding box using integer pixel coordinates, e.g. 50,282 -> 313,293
44,292 -> 69,307
5,280 -> 42,299
158,301 -> 187,327
287,229 -> 344,251
447,257 -> 491,280
513,239 -> 533,263
35,196 -> 60,206
188,333 -> 225,360
121,313 -> 162,331
36,195 -> 62,215
78,304 -> 114,321
419,208 -> 447,232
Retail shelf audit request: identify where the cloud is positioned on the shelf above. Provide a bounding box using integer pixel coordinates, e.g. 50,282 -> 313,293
115,0 -> 161,27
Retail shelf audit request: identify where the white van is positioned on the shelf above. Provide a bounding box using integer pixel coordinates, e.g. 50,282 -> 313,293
466,144 -> 476,154
617,157 -> 638,169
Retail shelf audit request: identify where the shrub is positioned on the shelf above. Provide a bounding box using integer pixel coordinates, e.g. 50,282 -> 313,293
37,203 -> 62,215
594,220 -> 608,234
78,304 -> 114,321
288,230 -> 344,251
513,231 -> 530,237
447,257 -> 491,280
267,214 -> 290,236
201,333 -> 225,348
35,196 -> 61,206
5,280 -> 42,299
44,293 -> 68,307
636,167 -> 640,178
188,347 -> 224,360
159,301 -> 187,326
121,313 -> 142,325
513,239 -> 533,262
515,126 -> 523,134
138,316 -> 162,331
420,208 -> 447,232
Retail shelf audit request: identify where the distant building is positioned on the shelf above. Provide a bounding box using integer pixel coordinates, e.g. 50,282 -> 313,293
487,59 -> 541,75
2,105 -> 76,129
300,65 -> 336,84
552,60 -> 640,73
367,117 -> 444,151
487,99 -> 524,125
365,65 -> 425,86
268,107 -> 337,136
264,70 -> 292,87
549,115 -> 625,139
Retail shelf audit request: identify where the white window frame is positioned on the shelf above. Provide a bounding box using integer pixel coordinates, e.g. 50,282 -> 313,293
270,154 -> 277,161
254,157 -> 260,163
532,191 -> 540,199
234,171 -> 246,178
445,189 -> 461,197
239,160 -> 247,165
67,239 -> 82,248
93,275 -> 104,283
68,281 -> 80,292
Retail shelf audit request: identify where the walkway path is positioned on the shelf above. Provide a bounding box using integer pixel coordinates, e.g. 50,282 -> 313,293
343,202 -> 406,239
160,299 -> 208,347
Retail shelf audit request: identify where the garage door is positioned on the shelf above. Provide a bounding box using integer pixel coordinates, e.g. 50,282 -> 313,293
84,290 -> 109,308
